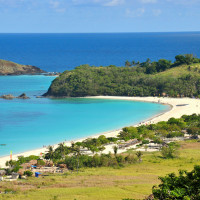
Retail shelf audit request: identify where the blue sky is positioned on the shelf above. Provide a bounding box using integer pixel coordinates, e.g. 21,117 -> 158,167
0,0 -> 199,33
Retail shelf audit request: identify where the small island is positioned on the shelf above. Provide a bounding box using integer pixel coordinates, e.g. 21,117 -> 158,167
44,54 -> 200,98
0,59 -> 45,75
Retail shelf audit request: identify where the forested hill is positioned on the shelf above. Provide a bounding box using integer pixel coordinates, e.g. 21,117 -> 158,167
44,54 -> 200,97
0,59 -> 45,75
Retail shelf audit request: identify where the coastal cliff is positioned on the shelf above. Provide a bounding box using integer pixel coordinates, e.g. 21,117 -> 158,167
0,59 -> 45,75
44,55 -> 200,98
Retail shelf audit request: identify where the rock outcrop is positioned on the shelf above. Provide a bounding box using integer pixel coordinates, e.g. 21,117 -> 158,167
0,93 -> 30,100
0,94 -> 15,99
17,93 -> 30,99
0,59 -> 45,75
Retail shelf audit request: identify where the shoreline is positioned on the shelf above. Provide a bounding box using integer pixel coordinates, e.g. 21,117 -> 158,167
0,96 -> 199,168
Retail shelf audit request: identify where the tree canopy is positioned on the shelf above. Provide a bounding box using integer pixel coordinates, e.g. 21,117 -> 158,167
44,54 -> 200,98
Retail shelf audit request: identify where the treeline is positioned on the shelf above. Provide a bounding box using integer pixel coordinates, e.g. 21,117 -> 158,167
119,114 -> 200,142
44,54 -> 200,97
125,54 -> 200,74
43,114 -> 200,166
6,114 -> 200,173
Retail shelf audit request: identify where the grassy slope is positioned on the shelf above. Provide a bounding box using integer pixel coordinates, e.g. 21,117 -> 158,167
1,140 -> 200,200
154,63 -> 200,78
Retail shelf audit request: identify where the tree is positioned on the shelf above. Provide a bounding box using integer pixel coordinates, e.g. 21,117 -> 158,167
24,171 -> 33,177
98,146 -> 105,153
71,145 -> 82,173
136,151 -> 143,162
161,142 -> 180,159
45,146 -> 54,160
175,55 -> 186,65
185,54 -> 195,65
113,146 -> 118,156
153,165 -> 200,199
57,142 -> 66,159
187,127 -> 200,138
167,117 -> 186,129
132,61 -> 136,66
156,59 -> 172,72
98,135 -> 109,145
125,61 -> 131,67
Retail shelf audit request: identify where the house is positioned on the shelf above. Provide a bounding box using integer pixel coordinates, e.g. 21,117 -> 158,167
20,160 -> 38,170
119,139 -> 139,149
11,172 -> 19,179
0,170 -> 6,176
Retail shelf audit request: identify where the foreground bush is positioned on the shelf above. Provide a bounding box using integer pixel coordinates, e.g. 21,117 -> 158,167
153,165 -> 200,199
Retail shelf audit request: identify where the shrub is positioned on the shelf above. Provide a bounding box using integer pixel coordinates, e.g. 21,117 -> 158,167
161,142 -> 180,159
37,159 -> 46,166
142,140 -> 149,144
153,165 -> 200,199
24,170 -> 33,177
167,131 -> 184,138
125,154 -> 136,164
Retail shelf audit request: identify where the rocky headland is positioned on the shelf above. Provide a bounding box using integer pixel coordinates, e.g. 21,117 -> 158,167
0,59 -> 45,75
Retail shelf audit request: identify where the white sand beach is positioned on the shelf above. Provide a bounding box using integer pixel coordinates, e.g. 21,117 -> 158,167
0,96 -> 200,168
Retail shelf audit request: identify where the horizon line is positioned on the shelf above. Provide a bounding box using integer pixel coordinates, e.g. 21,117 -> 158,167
0,31 -> 200,34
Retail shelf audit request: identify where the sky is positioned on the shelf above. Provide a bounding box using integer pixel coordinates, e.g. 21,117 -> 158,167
0,0 -> 199,33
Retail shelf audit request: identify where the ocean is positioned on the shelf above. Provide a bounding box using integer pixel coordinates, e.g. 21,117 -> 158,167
0,32 -> 200,72
0,32 -> 199,156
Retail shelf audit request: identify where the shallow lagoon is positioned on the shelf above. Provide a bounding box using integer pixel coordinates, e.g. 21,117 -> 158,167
0,75 -> 169,156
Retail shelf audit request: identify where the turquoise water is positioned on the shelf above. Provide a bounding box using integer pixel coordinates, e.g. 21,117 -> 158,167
0,76 -> 169,156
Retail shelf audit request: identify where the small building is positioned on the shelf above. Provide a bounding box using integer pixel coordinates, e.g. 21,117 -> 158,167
11,172 -> 19,179
35,172 -> 42,178
0,170 -> 6,176
119,139 -> 139,149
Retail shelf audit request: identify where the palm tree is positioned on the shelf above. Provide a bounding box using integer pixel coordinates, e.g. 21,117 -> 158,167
132,61 -> 136,66
71,144 -> 81,173
99,146 -> 105,154
45,145 -> 54,161
113,145 -> 118,156
125,60 -> 131,67
57,142 -> 66,159
136,151 -> 143,163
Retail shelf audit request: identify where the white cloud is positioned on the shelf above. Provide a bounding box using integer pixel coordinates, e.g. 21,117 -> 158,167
126,8 -> 145,17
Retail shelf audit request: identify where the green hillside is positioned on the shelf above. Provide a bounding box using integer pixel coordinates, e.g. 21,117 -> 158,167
44,54 -> 200,97
154,63 -> 200,78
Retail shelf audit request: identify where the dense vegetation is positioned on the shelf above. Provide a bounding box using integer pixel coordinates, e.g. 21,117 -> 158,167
41,114 -> 200,171
2,114 -> 200,199
153,165 -> 200,199
119,114 -> 200,142
5,155 -> 40,174
44,54 -> 200,97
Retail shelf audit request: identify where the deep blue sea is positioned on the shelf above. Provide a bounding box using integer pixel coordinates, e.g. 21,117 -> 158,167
0,32 -> 199,156
0,32 -> 200,72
